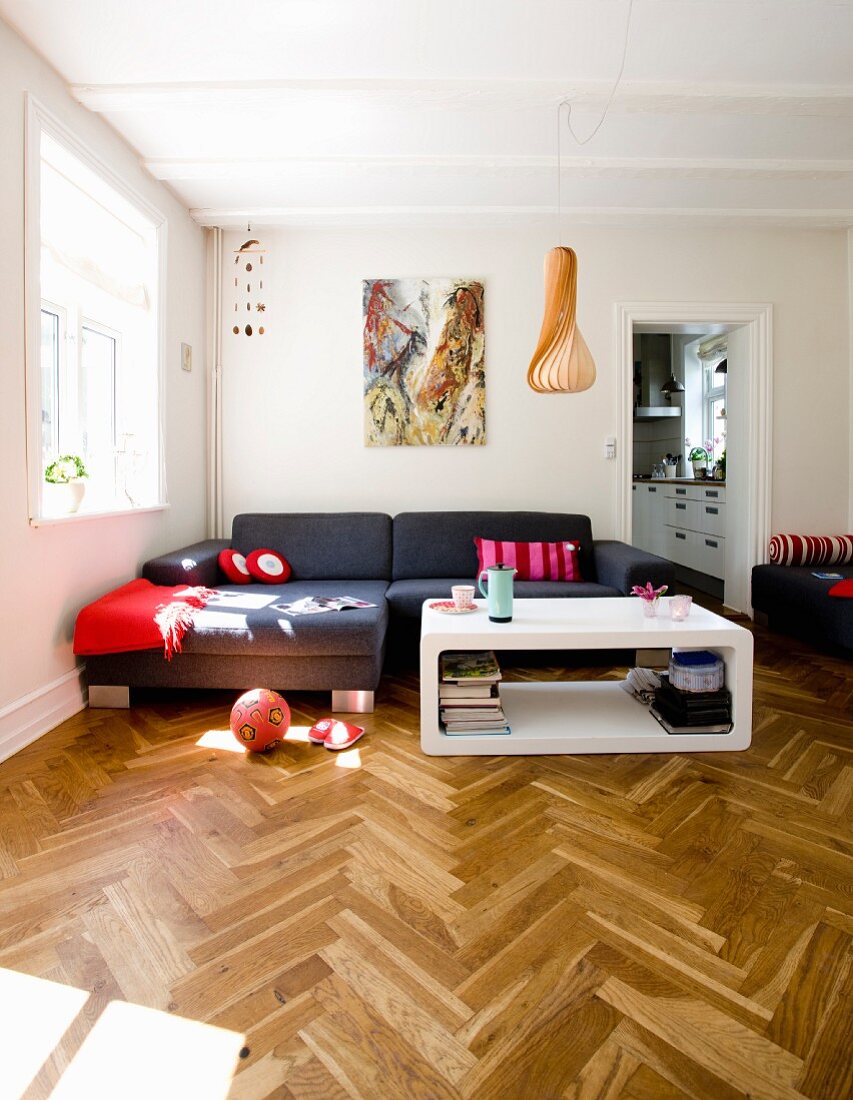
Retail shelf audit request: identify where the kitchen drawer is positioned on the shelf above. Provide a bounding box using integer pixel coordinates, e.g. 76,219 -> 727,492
698,533 -> 725,579
666,483 -> 726,504
666,497 -> 699,530
667,484 -> 698,502
666,525 -> 701,571
699,500 -> 726,537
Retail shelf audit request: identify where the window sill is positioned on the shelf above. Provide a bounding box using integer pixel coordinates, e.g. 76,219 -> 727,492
29,503 -> 170,528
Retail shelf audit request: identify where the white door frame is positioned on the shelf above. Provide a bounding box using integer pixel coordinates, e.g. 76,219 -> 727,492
615,302 -> 773,614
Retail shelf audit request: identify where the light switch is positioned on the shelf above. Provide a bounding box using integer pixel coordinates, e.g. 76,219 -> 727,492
604,436 -> 616,460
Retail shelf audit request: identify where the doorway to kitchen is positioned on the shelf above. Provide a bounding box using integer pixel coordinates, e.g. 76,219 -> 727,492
615,303 -> 773,615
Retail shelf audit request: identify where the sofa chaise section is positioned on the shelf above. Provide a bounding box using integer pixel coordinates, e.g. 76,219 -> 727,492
87,513 -> 393,711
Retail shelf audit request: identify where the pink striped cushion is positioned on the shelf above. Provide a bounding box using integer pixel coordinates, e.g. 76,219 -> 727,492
474,537 -> 582,582
769,534 -> 853,567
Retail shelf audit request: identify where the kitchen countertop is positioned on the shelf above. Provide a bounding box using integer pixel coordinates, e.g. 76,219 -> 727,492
633,477 -> 726,487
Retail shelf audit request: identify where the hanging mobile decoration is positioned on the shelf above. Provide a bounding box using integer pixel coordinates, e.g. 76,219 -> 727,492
232,226 -> 267,336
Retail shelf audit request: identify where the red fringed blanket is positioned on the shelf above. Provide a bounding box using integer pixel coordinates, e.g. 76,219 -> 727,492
73,579 -> 217,660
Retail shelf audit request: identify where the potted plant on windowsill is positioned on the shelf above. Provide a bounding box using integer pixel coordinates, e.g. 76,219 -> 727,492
45,455 -> 89,514
686,441 -> 709,478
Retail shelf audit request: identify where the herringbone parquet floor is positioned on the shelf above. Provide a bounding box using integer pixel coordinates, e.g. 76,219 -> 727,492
1,611 -> 851,1099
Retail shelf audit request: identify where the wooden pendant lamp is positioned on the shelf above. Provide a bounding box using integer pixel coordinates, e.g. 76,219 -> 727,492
527,246 -> 596,393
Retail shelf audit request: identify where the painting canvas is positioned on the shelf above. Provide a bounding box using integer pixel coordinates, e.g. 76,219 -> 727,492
363,278 -> 485,446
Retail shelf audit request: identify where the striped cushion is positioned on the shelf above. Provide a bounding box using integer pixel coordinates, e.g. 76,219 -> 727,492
769,534 -> 853,567
474,537 -> 582,581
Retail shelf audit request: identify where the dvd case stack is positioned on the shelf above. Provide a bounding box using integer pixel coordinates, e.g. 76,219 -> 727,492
651,656 -> 732,735
439,651 -> 510,736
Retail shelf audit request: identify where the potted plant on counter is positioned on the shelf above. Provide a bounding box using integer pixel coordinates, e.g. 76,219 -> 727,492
686,439 -> 709,478
45,454 -> 89,514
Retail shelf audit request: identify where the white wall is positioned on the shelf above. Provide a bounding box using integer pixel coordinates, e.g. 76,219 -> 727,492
221,224 -> 850,538
0,17 -> 207,753
848,228 -> 853,529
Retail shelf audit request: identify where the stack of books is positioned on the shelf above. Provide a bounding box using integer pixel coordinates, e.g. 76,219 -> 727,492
439,651 -> 510,736
651,674 -> 732,735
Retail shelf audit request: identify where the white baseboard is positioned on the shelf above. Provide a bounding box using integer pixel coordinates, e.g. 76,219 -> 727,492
0,666 -> 87,764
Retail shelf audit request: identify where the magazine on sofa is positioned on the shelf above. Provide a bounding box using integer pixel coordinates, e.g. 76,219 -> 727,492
273,596 -> 377,616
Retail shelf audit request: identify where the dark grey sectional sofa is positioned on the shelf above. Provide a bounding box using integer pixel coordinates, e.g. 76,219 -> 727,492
85,510 -> 674,711
751,563 -> 853,653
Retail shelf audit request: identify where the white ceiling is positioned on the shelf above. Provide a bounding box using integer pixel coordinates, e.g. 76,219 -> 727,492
4,0 -> 853,228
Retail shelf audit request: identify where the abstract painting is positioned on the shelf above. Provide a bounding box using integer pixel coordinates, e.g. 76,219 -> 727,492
363,278 -> 485,446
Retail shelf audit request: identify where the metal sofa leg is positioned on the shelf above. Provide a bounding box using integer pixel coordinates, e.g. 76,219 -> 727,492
89,685 -> 130,708
331,689 -> 375,714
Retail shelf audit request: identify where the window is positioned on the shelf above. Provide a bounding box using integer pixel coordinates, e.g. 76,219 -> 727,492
26,98 -> 166,520
703,360 -> 727,464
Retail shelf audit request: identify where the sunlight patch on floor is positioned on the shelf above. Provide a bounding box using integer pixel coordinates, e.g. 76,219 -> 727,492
197,725 -> 316,753
50,999 -> 244,1100
196,728 -> 245,753
335,746 -> 362,769
0,968 -> 89,1099
282,724 -> 312,744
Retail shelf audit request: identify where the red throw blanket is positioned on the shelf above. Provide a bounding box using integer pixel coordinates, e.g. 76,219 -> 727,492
73,579 -> 217,660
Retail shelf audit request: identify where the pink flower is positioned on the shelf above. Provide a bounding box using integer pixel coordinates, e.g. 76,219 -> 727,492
631,581 -> 668,602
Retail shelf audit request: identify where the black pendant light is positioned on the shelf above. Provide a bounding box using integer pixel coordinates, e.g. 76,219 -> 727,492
660,374 -> 685,403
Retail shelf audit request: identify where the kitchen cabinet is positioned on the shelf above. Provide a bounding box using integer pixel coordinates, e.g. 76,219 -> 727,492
633,480 -> 726,579
631,482 -> 667,557
664,483 -> 726,578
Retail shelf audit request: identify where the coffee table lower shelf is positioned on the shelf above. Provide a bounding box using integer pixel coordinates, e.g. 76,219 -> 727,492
419,597 -> 752,757
423,680 -> 746,756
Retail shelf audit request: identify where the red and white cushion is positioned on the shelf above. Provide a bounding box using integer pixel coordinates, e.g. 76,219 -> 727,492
218,549 -> 252,584
769,534 -> 853,567
245,548 -> 292,584
474,537 -> 581,582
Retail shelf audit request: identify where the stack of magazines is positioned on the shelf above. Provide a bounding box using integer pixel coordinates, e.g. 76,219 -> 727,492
620,666 -> 662,705
439,651 -> 510,736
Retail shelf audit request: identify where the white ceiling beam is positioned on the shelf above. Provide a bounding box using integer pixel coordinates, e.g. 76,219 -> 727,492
145,155 -> 853,182
72,79 -> 853,117
189,205 -> 853,229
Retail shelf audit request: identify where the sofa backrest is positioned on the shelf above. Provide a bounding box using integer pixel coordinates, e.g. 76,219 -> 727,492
231,513 -> 392,580
392,512 -> 596,581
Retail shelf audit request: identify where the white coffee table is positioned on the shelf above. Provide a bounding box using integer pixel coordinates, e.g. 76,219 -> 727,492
420,597 -> 753,755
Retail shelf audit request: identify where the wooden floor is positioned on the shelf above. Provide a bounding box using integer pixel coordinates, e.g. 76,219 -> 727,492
1,610 -> 851,1099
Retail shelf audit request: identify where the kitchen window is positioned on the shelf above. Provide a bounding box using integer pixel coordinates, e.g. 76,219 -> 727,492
25,97 -> 166,522
703,360 -> 726,462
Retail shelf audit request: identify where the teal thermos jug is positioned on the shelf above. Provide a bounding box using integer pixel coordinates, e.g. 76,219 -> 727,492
478,563 -> 517,622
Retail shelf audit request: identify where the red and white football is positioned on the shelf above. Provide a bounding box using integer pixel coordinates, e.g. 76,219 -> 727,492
229,688 -> 291,752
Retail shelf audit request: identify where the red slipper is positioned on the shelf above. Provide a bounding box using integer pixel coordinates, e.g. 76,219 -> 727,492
308,718 -> 335,744
322,719 -> 365,751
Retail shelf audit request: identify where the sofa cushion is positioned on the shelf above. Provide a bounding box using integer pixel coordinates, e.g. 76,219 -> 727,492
218,549 -> 252,584
176,580 -> 389,657
475,537 -> 581,581
232,513 -> 392,581
246,548 -> 292,584
769,533 -> 853,567
393,512 -> 595,581
386,577 -> 619,620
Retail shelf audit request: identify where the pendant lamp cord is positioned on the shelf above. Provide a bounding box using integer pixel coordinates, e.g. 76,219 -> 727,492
557,0 -> 634,242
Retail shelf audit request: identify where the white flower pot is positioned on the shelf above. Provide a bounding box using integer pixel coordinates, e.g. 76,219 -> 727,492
691,460 -> 707,478
45,480 -> 86,514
